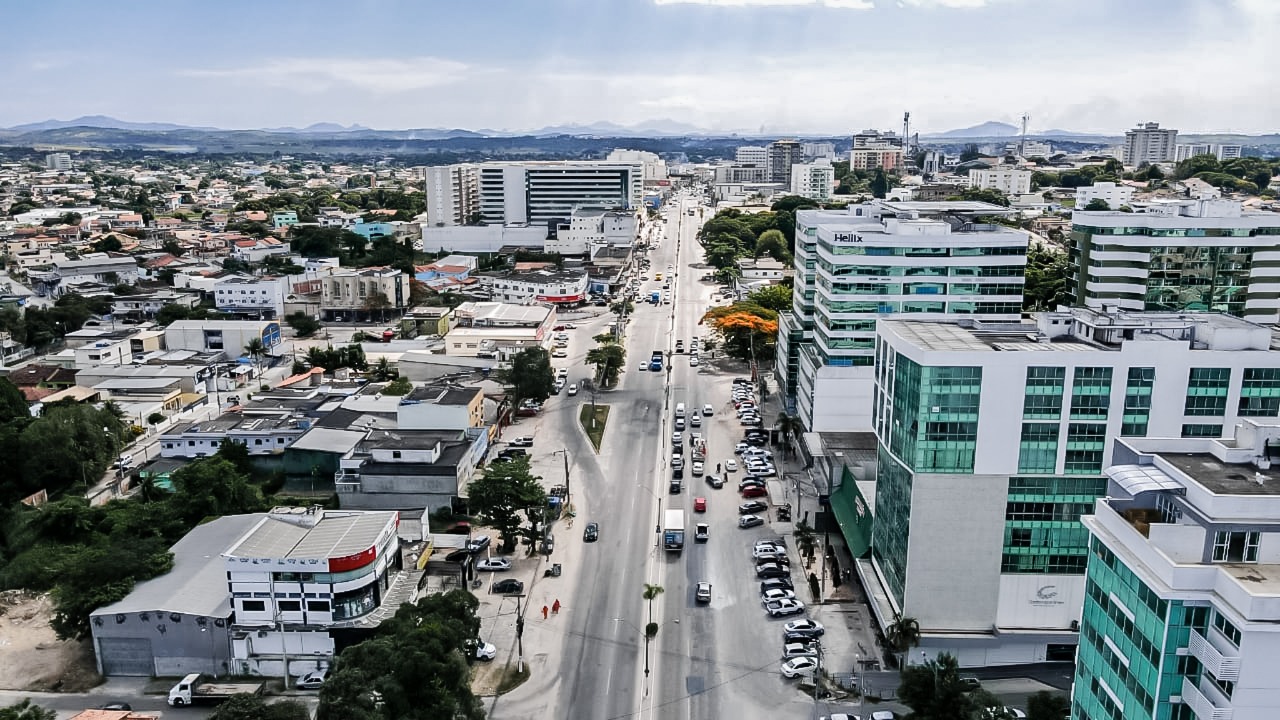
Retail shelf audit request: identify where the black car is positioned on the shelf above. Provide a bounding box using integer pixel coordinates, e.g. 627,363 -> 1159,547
670,479 -> 683,494
756,553 -> 791,567
743,436 -> 768,447
583,522 -> 599,542
492,579 -> 524,595
540,535 -> 555,555
761,577 -> 794,593
97,704 -> 133,711
673,466 -> 684,479
739,500 -> 768,515
756,562 -> 789,578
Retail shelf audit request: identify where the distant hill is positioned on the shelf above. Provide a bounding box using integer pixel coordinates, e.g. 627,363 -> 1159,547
924,121 -> 1020,139
7,115 -> 219,132
262,122 -> 373,134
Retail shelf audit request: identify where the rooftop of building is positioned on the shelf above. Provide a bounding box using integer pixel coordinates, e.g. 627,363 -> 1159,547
882,306 -> 1272,354
227,507 -> 397,561
1157,452 -> 1280,496
453,301 -> 551,326
165,319 -> 277,330
358,429 -> 464,451
403,384 -> 480,406
505,268 -> 589,284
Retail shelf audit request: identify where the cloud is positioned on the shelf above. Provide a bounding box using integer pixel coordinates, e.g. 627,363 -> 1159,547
180,56 -> 471,94
654,0 -> 874,8
897,0 -> 990,7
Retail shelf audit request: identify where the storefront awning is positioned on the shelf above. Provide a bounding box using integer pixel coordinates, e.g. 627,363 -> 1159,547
828,469 -> 874,558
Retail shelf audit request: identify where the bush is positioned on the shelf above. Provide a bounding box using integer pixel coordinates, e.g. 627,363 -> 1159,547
147,412 -> 165,425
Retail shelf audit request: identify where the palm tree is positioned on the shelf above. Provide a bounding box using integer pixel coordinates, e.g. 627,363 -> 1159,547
886,614 -> 922,669
794,519 -> 817,562
642,583 -> 664,633
244,337 -> 266,383
774,412 -> 805,458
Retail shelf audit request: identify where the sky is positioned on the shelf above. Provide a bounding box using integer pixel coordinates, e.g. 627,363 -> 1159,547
1,0 -> 1277,135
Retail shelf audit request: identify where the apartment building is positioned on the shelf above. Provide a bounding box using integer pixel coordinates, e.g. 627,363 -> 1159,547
45,153 -> 72,171
1123,122 -> 1178,165
866,308 -> 1280,668
1068,198 -> 1280,323
214,276 -> 286,319
790,160 -> 836,201
775,201 -> 1028,433
802,142 -> 836,161
714,164 -> 771,184
969,167 -> 1033,196
486,268 -> 589,305
767,140 -> 804,185
849,130 -> 905,172
547,209 -> 637,255
735,146 -> 769,166
320,267 -> 406,322
1074,424 -> 1280,720
1074,182 -> 1135,210
1175,143 -> 1244,162
424,160 -> 642,227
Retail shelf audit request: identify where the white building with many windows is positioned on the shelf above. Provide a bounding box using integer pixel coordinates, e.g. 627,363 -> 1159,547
790,160 -> 836,201
864,308 -> 1280,669
214,276 -> 286,319
1123,122 -> 1178,165
775,200 -> 1028,433
1074,181 -> 1135,211
423,163 -> 478,227
1074,424 -> 1280,720
969,167 -> 1033,196
424,160 -> 643,227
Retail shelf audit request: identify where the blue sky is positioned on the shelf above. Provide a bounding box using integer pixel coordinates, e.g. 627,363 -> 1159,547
1,0 -> 1275,134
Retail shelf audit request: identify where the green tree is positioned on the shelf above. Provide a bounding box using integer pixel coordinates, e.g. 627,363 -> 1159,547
382,377 -> 412,395
161,238 -> 187,257
166,458 -> 265,526
753,228 -> 790,262
885,613 -> 922,669
0,699 -> 56,720
243,337 -> 266,384
211,695 -> 309,720
51,536 -> 175,639
956,187 -> 1011,206
19,403 -> 124,498
1027,690 -> 1071,720
215,439 -> 255,477
897,651 -> 978,720
0,377 -> 30,422
585,343 -> 626,388
746,284 -> 793,315
286,312 -> 321,338
773,412 -> 805,458
368,357 -> 397,382
1175,153 -> 1221,180
495,347 -> 554,408
465,457 -> 546,554
1083,198 -> 1111,211
642,583 -> 664,629
1023,244 -> 1070,312
91,234 -> 123,253
959,144 -> 983,162
869,169 -> 890,199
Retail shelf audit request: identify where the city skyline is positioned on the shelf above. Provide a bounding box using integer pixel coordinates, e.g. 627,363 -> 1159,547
1,0 -> 1276,135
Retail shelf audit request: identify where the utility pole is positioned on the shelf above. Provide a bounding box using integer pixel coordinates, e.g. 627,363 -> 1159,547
515,595 -> 526,673
561,448 -> 571,504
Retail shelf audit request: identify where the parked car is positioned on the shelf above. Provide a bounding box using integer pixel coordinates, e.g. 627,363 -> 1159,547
695,582 -> 712,603
469,640 -> 497,662
761,578 -> 794,593
492,579 -> 524,595
783,619 -> 825,637
703,404 -> 714,416
467,535 -> 492,553
296,670 -> 327,690
756,562 -> 789,578
583,522 -> 599,542
765,598 -> 806,616
781,656 -> 819,678
510,436 -> 534,447
672,431 -> 683,444
725,459 -> 739,472
739,515 -> 765,529
741,485 -> 768,498
476,557 -> 512,572
675,417 -> 686,431
781,641 -> 819,658
761,588 -> 798,604
739,500 -> 768,515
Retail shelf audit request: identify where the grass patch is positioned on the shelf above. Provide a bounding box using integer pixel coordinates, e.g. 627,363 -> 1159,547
495,665 -> 531,694
578,404 -> 610,452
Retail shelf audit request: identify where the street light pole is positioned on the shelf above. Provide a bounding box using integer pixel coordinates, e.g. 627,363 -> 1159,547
515,594 -> 527,673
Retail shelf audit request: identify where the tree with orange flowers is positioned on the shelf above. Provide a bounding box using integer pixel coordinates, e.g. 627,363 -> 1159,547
703,302 -> 778,364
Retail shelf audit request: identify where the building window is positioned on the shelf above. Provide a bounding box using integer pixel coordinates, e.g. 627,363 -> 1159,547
1239,367 -> 1280,417
278,600 -> 302,612
1121,367 -> 1154,437
1181,423 -> 1223,438
1211,611 -> 1242,647
392,450 -> 402,459
1018,423 -> 1059,474
1212,531 -> 1259,563
1184,367 -> 1230,416
242,600 -> 266,612
307,600 -> 331,613
1070,367 -> 1113,420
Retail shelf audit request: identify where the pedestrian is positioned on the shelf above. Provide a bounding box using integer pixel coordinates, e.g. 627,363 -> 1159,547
552,599 -> 561,614
541,605 -> 549,620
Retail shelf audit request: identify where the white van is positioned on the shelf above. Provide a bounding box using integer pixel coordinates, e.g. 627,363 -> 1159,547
675,403 -> 686,418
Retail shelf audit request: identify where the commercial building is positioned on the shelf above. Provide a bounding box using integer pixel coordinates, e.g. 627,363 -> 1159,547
214,276 -> 286,319
1067,198 -> 1280,323
45,153 -> 72,171
548,209 -> 637,255
164,320 -> 282,356
714,164 -> 771,185
443,301 -> 555,358
335,429 -> 486,512
790,160 -> 836,201
864,308 -> 1280,669
320,267 -> 406,322
29,255 -> 140,297
1074,423 -> 1280,720
775,201 -> 1028,433
606,149 -> 668,183
1074,182 -> 1135,211
969,168 -> 1033,196
1123,122 -> 1178,165
485,268 -> 589,306
849,130 -> 905,172
735,146 -> 769,166
424,163 -> 478,227
767,139 -> 804,185
802,142 -> 836,161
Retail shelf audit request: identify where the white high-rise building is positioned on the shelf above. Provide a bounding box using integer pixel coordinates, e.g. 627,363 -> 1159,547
425,161 -> 642,227
1175,143 -> 1244,162
607,149 -> 668,182
969,168 -> 1033,196
1075,423 -> 1280,720
45,153 -> 72,171
1074,182 -> 1135,210
789,160 -> 835,201
802,142 -> 836,161
866,308 -> 1280,668
1123,122 -> 1178,165
735,146 -> 769,166
774,201 -> 1028,433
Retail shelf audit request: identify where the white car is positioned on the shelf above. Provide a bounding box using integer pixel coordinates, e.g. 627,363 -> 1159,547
567,383 -> 579,396
476,557 -> 512,572
742,448 -> 772,459
780,656 -> 819,679
689,355 -> 699,367
753,544 -> 786,559
703,404 -> 714,416
296,670 -> 327,689
783,619 -> 825,636
725,459 -> 738,472
510,436 -> 535,447
472,640 -> 497,661
765,598 -> 806,616
554,333 -> 569,341
761,588 -> 797,604
557,368 -> 569,378
692,461 -> 704,476
734,442 -> 752,454
672,431 -> 683,444
781,641 -> 818,658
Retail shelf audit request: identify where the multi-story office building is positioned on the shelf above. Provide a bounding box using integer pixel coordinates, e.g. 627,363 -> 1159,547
424,163 -> 478,227
45,153 -> 72,171
714,164 -> 770,184
775,200 -> 1027,432
802,142 -> 836,161
768,139 -> 804,185
425,161 -> 642,227
868,307 -> 1280,668
790,160 -> 836,201
1075,424 -> 1280,720
1123,122 -> 1178,165
1074,182 -> 1135,211
1068,197 -> 1280,324
735,146 -> 768,166
849,146 -> 904,172
969,167 -> 1033,196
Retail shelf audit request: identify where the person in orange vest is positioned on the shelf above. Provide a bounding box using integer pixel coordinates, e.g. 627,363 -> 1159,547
541,605 -> 549,620
552,599 -> 561,615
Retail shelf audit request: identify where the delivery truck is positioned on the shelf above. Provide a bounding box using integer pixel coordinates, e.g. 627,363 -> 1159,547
663,509 -> 686,552
167,673 -> 265,706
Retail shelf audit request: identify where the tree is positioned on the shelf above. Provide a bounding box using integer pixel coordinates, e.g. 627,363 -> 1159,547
1023,244 -> 1071,312
286,311 -> 321,338
466,457 -> 546,554
495,347 -> 554,408
1175,153 -> 1221,180
362,292 -> 392,322
753,229 -> 790,262
702,302 -> 779,365
51,536 -> 175,639
642,583 -> 664,630
956,187 -> 1010,207
211,695 -> 309,720
161,238 -> 187,257
215,439 -> 255,477
585,343 -> 626,388
382,377 -> 412,395
1082,198 -> 1110,211
870,169 -> 890,199
959,144 -> 983,162
243,337 -> 266,383
91,234 -> 123,253
885,614 -> 922,669
774,412 -> 805,458
0,699 -> 56,720
897,652 -> 982,720
166,458 -> 265,526
368,357 -> 396,382
746,285 -> 793,315
0,377 -> 30,422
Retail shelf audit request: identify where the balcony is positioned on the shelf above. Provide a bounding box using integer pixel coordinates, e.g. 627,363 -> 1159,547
1179,676 -> 1233,720
1185,628 -> 1241,681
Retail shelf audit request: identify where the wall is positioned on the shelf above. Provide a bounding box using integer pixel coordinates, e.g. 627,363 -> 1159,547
92,611 -> 232,677
418,225 -> 546,253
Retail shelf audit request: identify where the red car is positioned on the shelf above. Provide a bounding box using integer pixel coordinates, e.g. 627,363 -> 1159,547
742,485 -> 767,498
694,497 -> 707,512
553,325 -> 567,331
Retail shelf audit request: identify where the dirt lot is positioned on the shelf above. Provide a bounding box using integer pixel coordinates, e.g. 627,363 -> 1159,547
0,590 -> 100,692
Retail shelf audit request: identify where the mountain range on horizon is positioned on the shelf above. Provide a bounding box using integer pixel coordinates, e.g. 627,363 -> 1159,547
0,115 -> 1272,141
